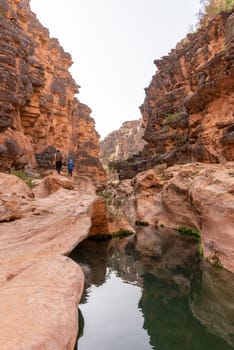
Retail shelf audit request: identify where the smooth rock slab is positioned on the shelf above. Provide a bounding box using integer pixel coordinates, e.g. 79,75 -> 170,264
0,173 -> 108,348
0,255 -> 84,350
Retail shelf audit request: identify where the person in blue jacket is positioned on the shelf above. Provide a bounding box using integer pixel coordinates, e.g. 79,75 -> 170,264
67,159 -> 74,177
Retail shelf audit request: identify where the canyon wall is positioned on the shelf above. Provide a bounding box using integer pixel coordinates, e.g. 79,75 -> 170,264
100,119 -> 146,166
0,0 -> 106,183
112,9 -> 234,179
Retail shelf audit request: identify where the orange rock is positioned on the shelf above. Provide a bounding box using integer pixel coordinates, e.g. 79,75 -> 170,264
112,10 -> 234,180
141,10 -> 234,164
0,0 -> 106,184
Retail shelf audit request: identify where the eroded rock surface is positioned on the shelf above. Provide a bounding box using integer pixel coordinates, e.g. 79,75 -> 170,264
109,162 -> 234,272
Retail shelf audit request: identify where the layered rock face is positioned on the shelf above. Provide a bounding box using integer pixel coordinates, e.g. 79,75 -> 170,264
0,0 -> 106,183
71,100 -> 106,183
112,10 -> 234,180
100,120 -> 146,166
142,9 -> 234,163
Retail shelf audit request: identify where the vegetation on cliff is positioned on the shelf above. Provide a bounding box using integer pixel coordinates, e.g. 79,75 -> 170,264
197,0 -> 234,27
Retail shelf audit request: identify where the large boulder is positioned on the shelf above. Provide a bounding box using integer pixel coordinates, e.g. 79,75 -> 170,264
111,162 -> 234,272
161,163 -> 234,272
33,173 -> 74,198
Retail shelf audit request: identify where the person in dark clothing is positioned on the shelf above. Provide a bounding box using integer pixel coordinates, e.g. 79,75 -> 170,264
67,159 -> 74,177
55,150 -> 63,174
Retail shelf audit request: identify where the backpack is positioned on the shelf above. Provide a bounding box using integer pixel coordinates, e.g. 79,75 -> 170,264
68,160 -> 74,170
56,152 -> 63,161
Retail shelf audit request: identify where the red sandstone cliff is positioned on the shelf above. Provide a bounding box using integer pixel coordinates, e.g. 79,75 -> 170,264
100,119 -> 146,166
0,0 -> 106,183
141,9 -> 234,162
112,9 -> 234,179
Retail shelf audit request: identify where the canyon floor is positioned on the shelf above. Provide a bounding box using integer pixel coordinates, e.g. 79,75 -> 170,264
0,161 -> 234,349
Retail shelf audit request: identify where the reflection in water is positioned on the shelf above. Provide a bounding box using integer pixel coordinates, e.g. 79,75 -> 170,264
140,273 -> 233,350
190,262 -> 234,348
77,270 -> 151,350
70,227 -> 234,350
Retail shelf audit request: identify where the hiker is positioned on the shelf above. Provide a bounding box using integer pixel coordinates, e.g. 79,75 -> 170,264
54,150 -> 63,174
67,159 -> 74,177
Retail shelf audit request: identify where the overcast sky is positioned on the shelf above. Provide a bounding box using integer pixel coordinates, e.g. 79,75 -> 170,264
30,0 -> 200,139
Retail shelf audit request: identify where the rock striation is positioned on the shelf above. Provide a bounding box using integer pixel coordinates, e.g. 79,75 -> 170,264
0,0 -> 106,183
100,119 -> 146,166
111,10 -> 234,180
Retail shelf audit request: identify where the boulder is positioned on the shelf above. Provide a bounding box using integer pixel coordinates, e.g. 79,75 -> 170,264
0,172 -> 33,222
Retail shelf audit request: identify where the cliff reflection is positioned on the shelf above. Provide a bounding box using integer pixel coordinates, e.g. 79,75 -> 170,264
71,226 -> 234,350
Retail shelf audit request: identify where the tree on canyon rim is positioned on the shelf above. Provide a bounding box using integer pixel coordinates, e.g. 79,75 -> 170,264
197,0 -> 234,27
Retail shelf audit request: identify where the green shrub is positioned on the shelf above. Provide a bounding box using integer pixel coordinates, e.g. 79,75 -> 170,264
12,170 -> 38,188
88,229 -> 134,241
88,234 -> 112,241
226,0 -> 234,10
177,226 -> 200,240
165,113 -> 181,124
12,170 -> 27,180
99,191 -> 111,200
211,255 -> 223,268
98,191 -> 113,206
197,0 -> 234,28
112,228 -> 134,238
135,220 -> 149,227
198,243 -> 204,257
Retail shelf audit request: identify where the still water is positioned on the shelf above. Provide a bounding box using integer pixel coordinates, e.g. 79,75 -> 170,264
71,228 -> 234,350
